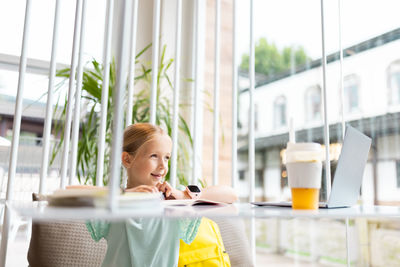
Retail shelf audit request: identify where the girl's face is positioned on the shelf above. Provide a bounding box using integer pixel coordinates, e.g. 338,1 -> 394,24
123,134 -> 172,188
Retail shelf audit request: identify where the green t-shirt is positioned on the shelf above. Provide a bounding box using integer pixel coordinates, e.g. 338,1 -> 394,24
86,218 -> 201,267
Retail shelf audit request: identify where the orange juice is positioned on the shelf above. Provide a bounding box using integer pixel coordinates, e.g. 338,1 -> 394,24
285,142 -> 323,210
291,188 -> 320,210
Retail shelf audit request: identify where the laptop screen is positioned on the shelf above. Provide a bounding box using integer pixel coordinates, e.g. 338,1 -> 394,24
327,126 -> 372,208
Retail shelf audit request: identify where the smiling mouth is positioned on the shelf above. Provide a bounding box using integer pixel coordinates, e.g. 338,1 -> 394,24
151,173 -> 162,178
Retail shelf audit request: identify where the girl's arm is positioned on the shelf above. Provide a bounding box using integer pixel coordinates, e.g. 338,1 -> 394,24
157,183 -> 238,203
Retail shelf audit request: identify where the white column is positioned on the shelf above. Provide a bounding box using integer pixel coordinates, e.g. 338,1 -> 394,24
108,0 -> 132,211
170,0 -> 183,188
0,0 -> 32,265
60,0 -> 83,189
212,0 -> 221,186
149,0 -> 161,124
125,0 -> 139,127
96,0 -> 114,186
320,0 -> 331,198
39,0 -> 61,194
231,0 -> 238,189
69,0 -> 88,185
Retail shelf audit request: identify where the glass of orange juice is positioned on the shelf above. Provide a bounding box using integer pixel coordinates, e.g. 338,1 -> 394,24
285,142 -> 322,210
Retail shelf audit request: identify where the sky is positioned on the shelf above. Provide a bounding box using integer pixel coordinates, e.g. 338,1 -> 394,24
236,0 -> 400,60
1,0 -> 400,101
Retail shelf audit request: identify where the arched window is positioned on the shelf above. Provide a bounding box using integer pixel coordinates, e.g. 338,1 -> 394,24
305,85 -> 321,122
343,74 -> 359,113
274,95 -> 287,128
387,60 -> 400,105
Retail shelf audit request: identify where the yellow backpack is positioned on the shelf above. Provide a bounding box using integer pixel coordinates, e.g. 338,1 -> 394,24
178,217 -> 231,267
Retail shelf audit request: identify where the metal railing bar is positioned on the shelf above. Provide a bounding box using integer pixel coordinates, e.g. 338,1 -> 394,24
170,0 -> 182,188
231,0 -> 238,189
338,0 -> 345,140
108,0 -> 132,212
212,0 -> 221,186
60,0 -> 83,189
249,0 -> 256,264
96,0 -> 114,187
248,0 -> 255,204
149,0 -> 161,124
39,0 -> 61,194
191,0 -> 200,185
125,0 -> 139,127
0,0 -> 32,265
320,0 -> 332,198
69,0 -> 88,186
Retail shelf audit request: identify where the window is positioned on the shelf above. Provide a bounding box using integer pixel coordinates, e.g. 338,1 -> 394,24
305,85 -> 321,122
343,75 -> 359,113
255,169 -> 264,188
239,170 -> 245,181
387,60 -> 400,105
274,95 -> 287,128
254,103 -> 259,131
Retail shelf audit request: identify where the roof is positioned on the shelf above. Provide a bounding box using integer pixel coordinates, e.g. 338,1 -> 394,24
238,112 -> 400,152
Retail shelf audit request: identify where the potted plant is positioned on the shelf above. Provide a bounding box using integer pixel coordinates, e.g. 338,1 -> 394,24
51,44 -> 193,186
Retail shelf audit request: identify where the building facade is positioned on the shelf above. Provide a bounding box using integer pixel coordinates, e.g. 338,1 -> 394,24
238,28 -> 400,205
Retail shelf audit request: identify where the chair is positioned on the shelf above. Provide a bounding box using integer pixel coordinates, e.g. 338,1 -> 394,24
27,218 -> 253,267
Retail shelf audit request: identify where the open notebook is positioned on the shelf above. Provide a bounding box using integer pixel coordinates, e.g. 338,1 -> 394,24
252,126 -> 371,209
162,199 -> 227,206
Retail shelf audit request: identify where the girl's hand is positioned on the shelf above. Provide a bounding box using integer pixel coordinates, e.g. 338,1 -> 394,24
156,182 -> 185,200
125,185 -> 159,193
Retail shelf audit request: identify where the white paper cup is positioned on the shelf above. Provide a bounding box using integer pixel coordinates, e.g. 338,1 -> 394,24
286,142 -> 322,210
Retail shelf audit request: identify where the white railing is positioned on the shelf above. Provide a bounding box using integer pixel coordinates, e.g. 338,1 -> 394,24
0,0 -> 341,266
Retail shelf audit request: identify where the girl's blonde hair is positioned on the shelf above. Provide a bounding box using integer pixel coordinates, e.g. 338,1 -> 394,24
123,123 -> 166,157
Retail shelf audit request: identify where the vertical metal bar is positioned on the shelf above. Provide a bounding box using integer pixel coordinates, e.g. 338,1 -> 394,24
338,0 -> 345,140
125,0 -> 139,127
248,0 -> 255,205
231,0 -> 238,189
96,0 -> 114,186
345,218 -> 351,267
192,0 -> 200,185
170,0 -> 182,188
149,0 -> 161,124
39,0 -> 61,194
320,0 -> 331,197
69,0 -> 88,185
212,0 -> 220,186
109,0 -> 132,211
249,0 -> 256,264
190,1 -> 197,136
60,0 -> 83,189
0,0 -> 32,265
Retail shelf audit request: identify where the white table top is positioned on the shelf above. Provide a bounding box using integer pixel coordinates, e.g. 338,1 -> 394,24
8,201 -> 400,222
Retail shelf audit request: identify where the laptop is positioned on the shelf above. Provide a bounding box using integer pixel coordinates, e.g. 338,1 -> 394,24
251,126 -> 372,209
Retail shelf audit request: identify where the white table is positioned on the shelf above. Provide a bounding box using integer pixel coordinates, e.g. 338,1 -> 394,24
8,201 -> 400,266
9,201 -> 400,221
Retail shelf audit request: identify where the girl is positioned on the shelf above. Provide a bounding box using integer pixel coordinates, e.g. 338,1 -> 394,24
121,123 -> 237,202
86,123 -> 237,266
